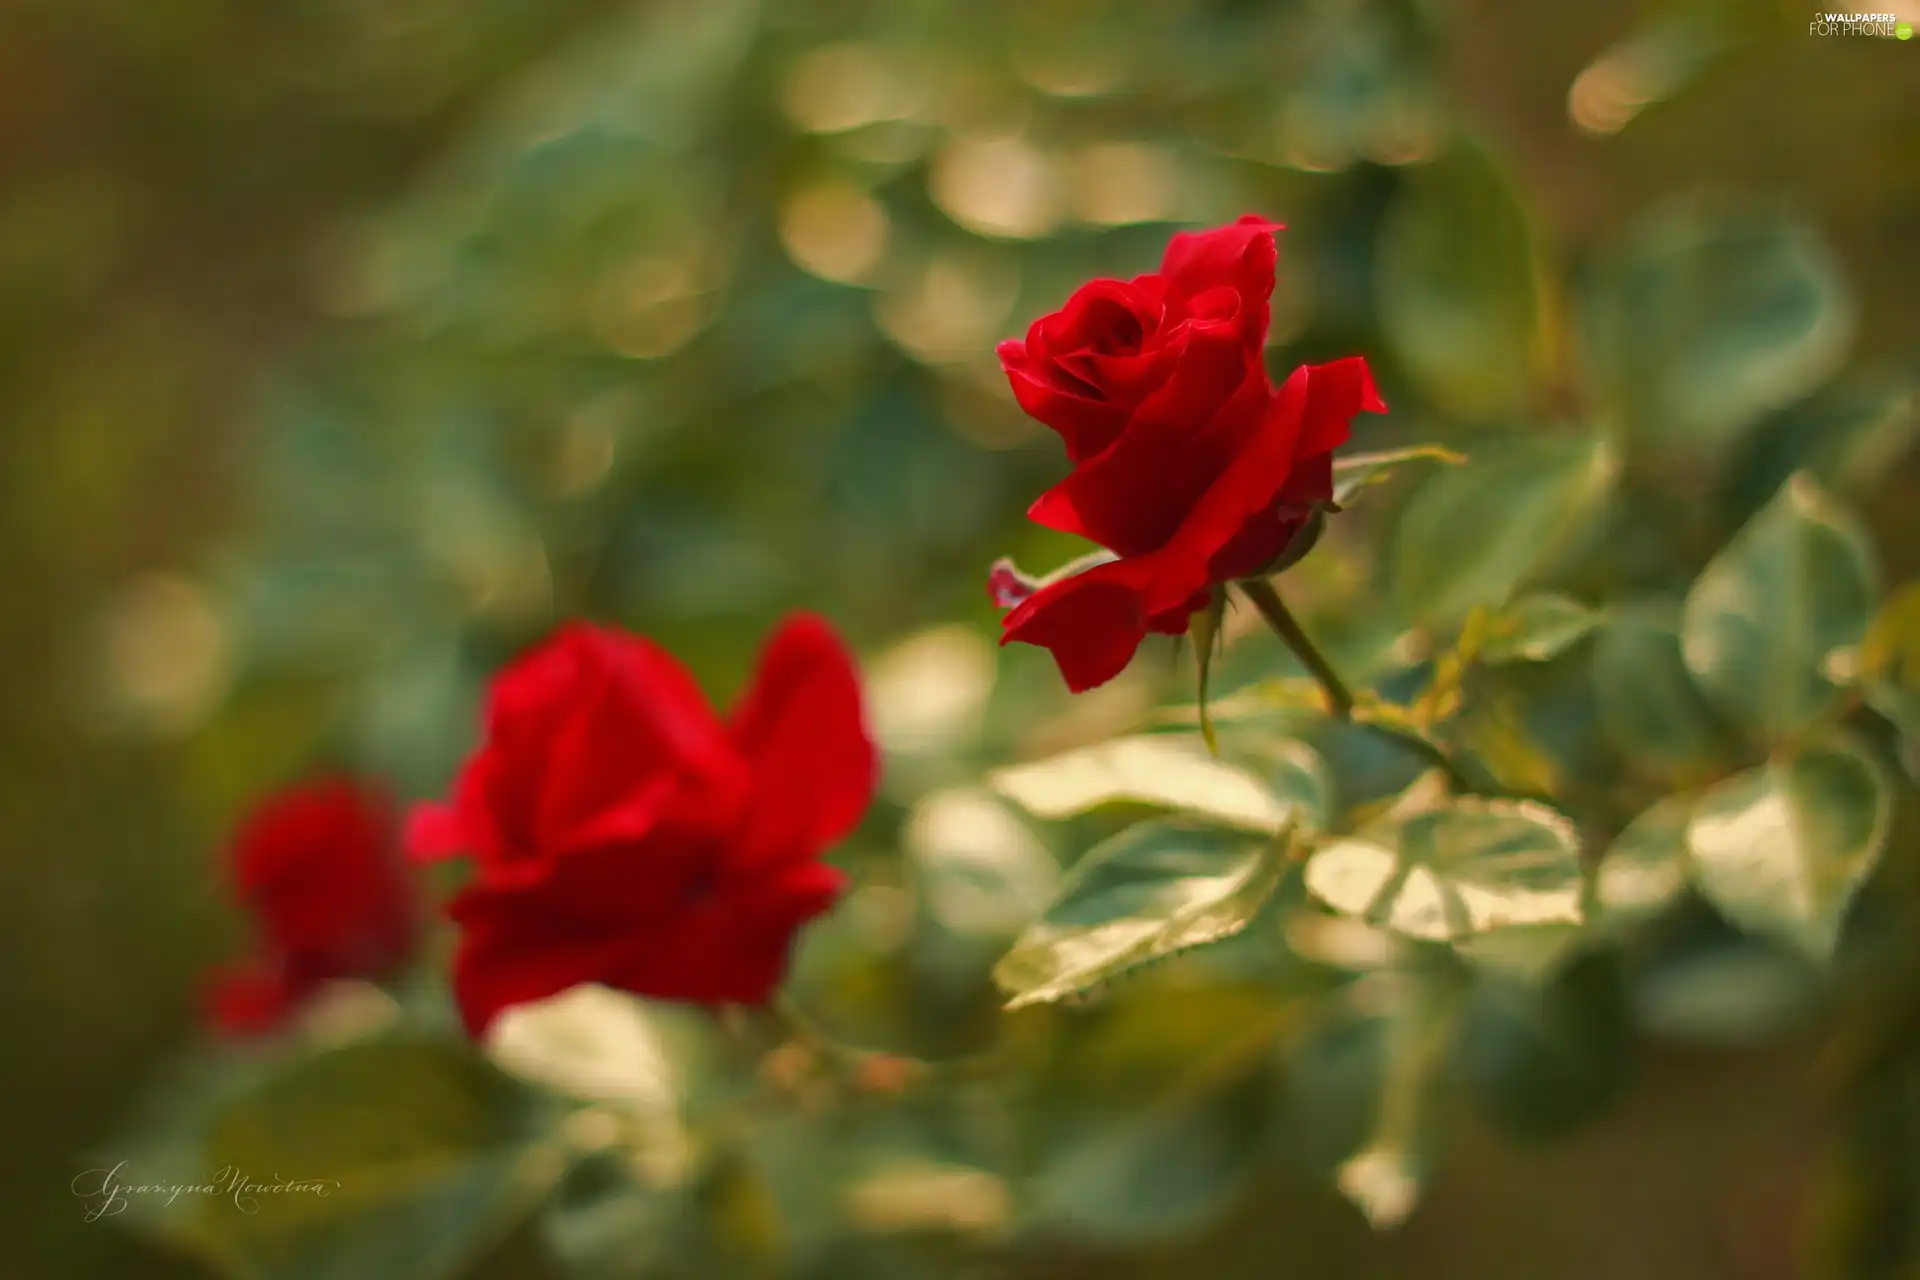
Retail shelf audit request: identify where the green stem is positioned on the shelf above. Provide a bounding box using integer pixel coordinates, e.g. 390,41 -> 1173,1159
769,992 -> 862,1072
1237,577 -> 1354,719
768,993 -> 1005,1089
1235,579 -> 1484,794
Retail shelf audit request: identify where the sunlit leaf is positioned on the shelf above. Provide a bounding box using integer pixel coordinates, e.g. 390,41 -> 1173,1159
1682,473 -> 1878,742
1687,737 -> 1891,962
1594,794 -> 1695,927
1303,797 -> 1584,946
1377,141 -> 1542,421
485,986 -> 679,1113
993,821 -> 1292,1010
989,734 -> 1293,833
1392,432 -> 1617,627
1217,728 -> 1335,832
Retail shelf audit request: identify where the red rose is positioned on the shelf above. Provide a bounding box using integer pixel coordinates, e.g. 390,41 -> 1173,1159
991,217 -> 1386,692
206,778 -> 419,1036
408,614 -> 876,1036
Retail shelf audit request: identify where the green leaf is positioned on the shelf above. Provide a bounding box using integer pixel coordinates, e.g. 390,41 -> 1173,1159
1332,444 -> 1466,509
1594,794 -> 1695,927
992,820 -> 1292,1010
989,733 -> 1294,833
1721,375 -> 1919,529
1377,141 -> 1542,421
1682,473 -> 1878,742
1631,940 -> 1823,1045
1303,797 -> 1583,946
1687,737 -> 1891,962
1581,200 -> 1856,455
1590,600 -> 1732,780
1453,921 -> 1587,987
1391,432 -> 1618,627
541,1151 -> 679,1280
179,1038 -> 561,1280
1277,1000 -> 1397,1177
1455,949 -> 1629,1141
1192,588 -> 1228,754
1028,1082 -> 1267,1243
1030,986 -> 1286,1242
1859,582 -> 1920,739
1479,593 -> 1599,664
1326,970 -> 1461,1230
1216,727 -> 1335,832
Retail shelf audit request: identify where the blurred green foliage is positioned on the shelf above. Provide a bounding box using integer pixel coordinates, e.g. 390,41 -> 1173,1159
6,0 -> 1920,1277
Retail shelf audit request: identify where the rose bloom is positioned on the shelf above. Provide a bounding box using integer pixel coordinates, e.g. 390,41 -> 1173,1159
206,778 -> 419,1035
408,614 -> 876,1036
992,215 -> 1385,691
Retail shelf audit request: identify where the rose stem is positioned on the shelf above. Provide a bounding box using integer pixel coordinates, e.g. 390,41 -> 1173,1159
1236,577 -> 1355,720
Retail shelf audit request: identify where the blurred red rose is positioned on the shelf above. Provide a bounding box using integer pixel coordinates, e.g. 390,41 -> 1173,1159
408,614 -> 876,1036
991,216 -> 1386,692
206,778 -> 419,1036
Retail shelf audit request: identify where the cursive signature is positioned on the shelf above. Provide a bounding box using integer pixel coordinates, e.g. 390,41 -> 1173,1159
71,1162 -> 341,1222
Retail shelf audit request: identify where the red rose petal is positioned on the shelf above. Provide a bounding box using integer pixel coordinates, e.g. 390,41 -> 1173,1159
1000,557 -> 1159,693
728,614 -> 878,871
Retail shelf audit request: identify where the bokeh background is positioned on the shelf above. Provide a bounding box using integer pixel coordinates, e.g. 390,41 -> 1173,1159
4,0 -> 1919,1275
